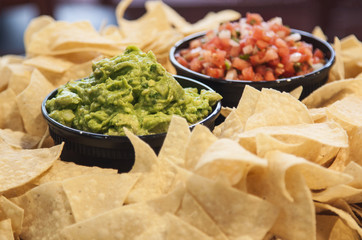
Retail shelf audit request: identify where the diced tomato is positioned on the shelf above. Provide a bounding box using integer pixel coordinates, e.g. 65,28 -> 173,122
263,48 -> 278,62
278,47 -> 290,64
211,50 -> 227,68
270,24 -> 291,38
229,46 -> 241,57
275,38 -> 288,48
250,51 -> 266,65
246,12 -> 263,25
232,57 -> 250,71
313,48 -> 324,59
190,39 -> 202,49
206,67 -> 224,78
268,58 -> 280,68
256,39 -> 268,50
242,66 -> 255,80
284,61 -> 296,77
219,38 -> 232,51
176,56 -> 189,68
254,73 -> 263,81
274,67 -> 285,77
189,58 -> 202,72
264,70 -> 276,81
255,65 -> 266,75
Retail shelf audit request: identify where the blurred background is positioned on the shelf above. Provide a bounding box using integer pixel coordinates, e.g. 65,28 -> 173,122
1,0 -> 362,55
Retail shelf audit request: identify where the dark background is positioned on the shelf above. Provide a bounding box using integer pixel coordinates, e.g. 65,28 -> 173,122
1,0 -> 362,55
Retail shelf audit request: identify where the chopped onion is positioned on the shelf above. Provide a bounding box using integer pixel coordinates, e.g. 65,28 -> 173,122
285,33 -> 301,42
243,45 -> 253,55
312,63 -> 324,71
225,69 -> 237,80
267,17 -> 283,26
218,30 -> 231,39
289,52 -> 302,62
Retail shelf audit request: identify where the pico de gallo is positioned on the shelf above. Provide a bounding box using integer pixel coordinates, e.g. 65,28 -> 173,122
175,13 -> 326,81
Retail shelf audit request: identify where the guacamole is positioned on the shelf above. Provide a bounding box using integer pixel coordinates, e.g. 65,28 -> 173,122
46,46 -> 222,136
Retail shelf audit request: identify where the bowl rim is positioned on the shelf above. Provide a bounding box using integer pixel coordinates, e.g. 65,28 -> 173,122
169,28 -> 336,85
41,75 -> 222,140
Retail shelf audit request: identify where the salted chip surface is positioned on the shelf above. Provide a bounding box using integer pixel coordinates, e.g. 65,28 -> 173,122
302,77 -> 362,108
238,121 -> 348,154
158,115 -> 190,168
0,219 -> 14,240
186,174 -> 279,240
13,181 -> 75,240
0,129 -> 40,149
244,88 -> 313,131
164,213 -> 213,240
62,173 -> 140,222
16,69 -> 55,137
60,202 -> 166,240
185,124 -> 217,170
0,139 -> 63,194
0,89 -> 24,132
33,160 -> 118,185
194,138 -> 267,186
0,196 -> 24,236
5,63 -> 33,95
246,151 -> 316,240
176,192 -> 228,240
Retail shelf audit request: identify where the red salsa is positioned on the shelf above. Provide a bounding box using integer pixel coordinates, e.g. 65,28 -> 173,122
175,13 -> 326,81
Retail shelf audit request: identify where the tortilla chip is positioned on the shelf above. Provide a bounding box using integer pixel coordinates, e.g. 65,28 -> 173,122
255,133 -> 322,161
244,88 -> 313,131
158,115 -> 190,168
5,63 -> 33,95
186,174 -> 279,240
179,10 -> 241,35
312,26 -> 327,41
213,110 -> 244,141
0,219 -> 14,240
125,129 -> 158,173
164,213 -> 213,240
16,69 -> 55,137
24,15 -> 55,54
328,37 -> 345,83
194,138 -> 267,186
185,124 -> 217,170
238,122 -> 348,160
316,215 -> 360,240
176,192 -> 228,240
0,196 -> 24,237
247,151 -> 317,240
0,89 -> 24,132
60,202 -> 166,240
326,95 -> 362,165
0,140 -> 63,194
12,181 -> 75,240
62,173 -> 140,222
315,202 -> 362,237
24,55 -> 73,74
33,160 -> 118,185
0,128 -> 40,149
302,77 -> 362,108
27,21 -> 122,56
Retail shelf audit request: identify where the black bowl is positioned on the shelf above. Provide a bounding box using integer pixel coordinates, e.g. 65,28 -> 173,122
170,29 -> 335,108
41,75 -> 221,173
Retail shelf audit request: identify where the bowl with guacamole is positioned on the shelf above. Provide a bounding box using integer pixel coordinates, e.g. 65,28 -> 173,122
42,46 -> 222,172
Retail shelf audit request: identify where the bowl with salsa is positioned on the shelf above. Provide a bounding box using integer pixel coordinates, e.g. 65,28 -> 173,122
41,46 -> 222,172
170,13 -> 335,107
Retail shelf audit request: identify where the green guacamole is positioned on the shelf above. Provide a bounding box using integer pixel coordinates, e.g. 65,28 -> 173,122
46,46 -> 222,136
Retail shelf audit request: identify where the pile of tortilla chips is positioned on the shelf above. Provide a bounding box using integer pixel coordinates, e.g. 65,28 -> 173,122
0,0 -> 362,239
